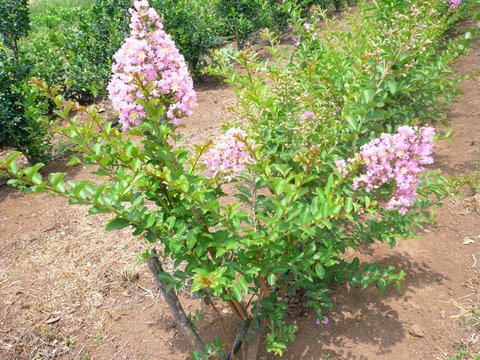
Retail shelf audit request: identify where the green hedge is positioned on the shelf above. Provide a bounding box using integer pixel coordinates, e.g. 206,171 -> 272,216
21,0 -> 356,105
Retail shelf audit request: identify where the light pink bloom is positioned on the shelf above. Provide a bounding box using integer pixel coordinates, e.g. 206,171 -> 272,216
108,0 -> 197,130
292,35 -> 301,47
449,0 -> 462,8
301,111 -> 315,120
339,126 -> 435,214
203,128 -> 255,181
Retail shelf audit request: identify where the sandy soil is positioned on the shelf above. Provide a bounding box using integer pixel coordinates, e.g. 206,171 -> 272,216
1,30 -> 480,360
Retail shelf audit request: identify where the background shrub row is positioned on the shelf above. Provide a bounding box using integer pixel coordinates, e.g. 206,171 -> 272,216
0,0 -> 354,162
24,0 -> 355,102
0,0 -> 473,163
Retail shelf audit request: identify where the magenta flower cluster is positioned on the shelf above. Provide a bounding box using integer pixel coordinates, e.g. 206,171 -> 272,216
449,0 -> 462,8
204,128 -> 255,181
339,126 -> 435,214
107,0 -> 197,130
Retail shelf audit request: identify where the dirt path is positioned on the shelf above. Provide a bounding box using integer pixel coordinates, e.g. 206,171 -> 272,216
1,34 -> 479,360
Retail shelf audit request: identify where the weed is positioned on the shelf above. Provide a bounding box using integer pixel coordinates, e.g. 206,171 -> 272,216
119,266 -> 140,286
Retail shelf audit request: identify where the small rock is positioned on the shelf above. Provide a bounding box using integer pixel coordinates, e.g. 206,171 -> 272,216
468,332 -> 478,344
293,322 -> 299,334
410,301 -> 420,310
409,324 -> 425,338
222,308 -> 233,315
463,238 -> 475,245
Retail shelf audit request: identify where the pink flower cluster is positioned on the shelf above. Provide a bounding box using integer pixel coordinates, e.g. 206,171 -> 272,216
107,0 -> 197,130
315,316 -> 329,326
449,0 -> 462,8
301,111 -> 315,120
292,22 -> 312,47
204,128 -> 255,181
339,126 -> 435,214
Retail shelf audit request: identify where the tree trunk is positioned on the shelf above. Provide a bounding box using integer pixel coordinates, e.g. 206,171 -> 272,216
147,254 -> 205,353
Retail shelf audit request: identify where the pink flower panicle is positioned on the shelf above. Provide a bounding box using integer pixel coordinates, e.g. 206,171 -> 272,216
338,126 -> 435,214
204,128 -> 255,181
107,0 -> 197,130
449,0 -> 462,8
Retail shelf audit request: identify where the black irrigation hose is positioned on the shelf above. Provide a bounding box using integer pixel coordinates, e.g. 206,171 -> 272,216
222,271 -> 294,359
223,319 -> 251,360
0,181 -> 6,188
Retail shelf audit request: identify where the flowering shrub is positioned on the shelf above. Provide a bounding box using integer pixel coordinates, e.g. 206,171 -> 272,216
0,0 -> 476,357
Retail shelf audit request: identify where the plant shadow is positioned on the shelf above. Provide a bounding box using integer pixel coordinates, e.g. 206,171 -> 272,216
262,252 -> 447,359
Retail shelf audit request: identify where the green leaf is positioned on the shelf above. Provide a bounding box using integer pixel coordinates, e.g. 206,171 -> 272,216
186,230 -> 197,250
32,172 -> 43,185
88,205 -> 110,215
344,197 -> 353,214
48,172 -> 67,190
377,278 -> 387,294
5,151 -> 22,166
362,89 -> 375,104
106,218 -> 131,231
315,263 -> 325,279
387,80 -> 397,94
231,284 -> 243,302
345,115 -> 358,132
215,247 -> 227,258
351,257 -> 360,270
236,276 -> 249,293
24,164 -> 43,182
267,273 -> 276,286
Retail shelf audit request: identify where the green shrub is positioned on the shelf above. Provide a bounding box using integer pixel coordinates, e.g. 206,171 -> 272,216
22,5 -> 108,102
0,0 -> 30,59
0,1 -> 51,163
207,2 -> 476,350
215,0 -> 474,150
216,0 -> 289,48
0,45 -> 50,163
152,0 -> 226,77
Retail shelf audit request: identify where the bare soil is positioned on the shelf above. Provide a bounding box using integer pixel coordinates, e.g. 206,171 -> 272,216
1,35 -> 480,360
